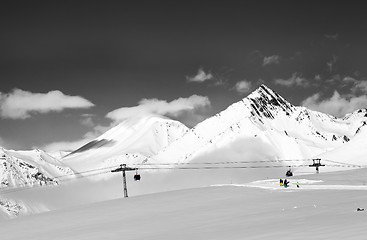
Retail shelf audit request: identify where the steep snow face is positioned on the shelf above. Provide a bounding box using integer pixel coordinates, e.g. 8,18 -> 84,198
62,115 -> 189,172
0,148 -> 73,188
343,108 -> 367,127
153,85 -> 367,164
318,125 -> 367,166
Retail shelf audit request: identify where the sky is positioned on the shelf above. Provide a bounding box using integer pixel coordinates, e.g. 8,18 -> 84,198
2,1 -> 367,151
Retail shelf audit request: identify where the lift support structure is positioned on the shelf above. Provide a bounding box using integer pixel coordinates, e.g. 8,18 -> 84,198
309,158 -> 325,173
111,164 -> 137,198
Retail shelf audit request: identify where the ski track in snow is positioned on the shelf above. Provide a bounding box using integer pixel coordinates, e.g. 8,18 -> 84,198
215,178 -> 367,191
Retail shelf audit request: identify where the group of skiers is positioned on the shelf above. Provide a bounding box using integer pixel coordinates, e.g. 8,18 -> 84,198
280,178 -> 300,188
279,168 -> 299,188
280,178 -> 288,187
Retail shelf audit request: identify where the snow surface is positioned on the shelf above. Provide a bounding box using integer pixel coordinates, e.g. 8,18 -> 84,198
1,168 -> 367,240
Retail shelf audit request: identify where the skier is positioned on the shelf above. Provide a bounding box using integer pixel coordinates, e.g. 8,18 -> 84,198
284,179 -> 288,188
297,182 -> 300,188
280,179 -> 283,186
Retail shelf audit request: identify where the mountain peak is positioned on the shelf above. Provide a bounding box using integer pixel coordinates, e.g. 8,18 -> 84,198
246,84 -> 294,119
250,84 -> 287,102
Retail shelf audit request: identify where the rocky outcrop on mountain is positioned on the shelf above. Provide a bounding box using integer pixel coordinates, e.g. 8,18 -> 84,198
0,148 -> 73,188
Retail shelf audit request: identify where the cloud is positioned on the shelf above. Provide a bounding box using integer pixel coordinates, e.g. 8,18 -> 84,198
343,76 -> 358,84
314,75 -> 322,81
234,80 -> 252,94
106,95 -> 211,122
186,68 -> 213,82
43,95 -> 211,152
42,124 -> 110,152
263,55 -> 280,66
80,116 -> 95,127
325,34 -> 339,40
42,138 -> 93,153
302,91 -> 367,117
352,80 -> 367,94
274,73 -> 310,87
0,89 -> 94,119
326,55 -> 338,73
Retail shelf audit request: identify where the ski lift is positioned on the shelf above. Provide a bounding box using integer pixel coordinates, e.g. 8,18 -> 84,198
134,170 -> 141,181
309,158 -> 325,173
286,167 -> 293,177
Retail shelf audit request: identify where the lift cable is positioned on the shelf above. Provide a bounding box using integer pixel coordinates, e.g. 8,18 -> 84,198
322,159 -> 367,168
0,158 -> 365,195
127,158 -> 312,166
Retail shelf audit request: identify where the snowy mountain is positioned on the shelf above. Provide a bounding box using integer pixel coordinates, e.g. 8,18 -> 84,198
1,85 -> 367,219
3,85 -> 366,180
57,85 -> 367,173
62,115 -> 189,172
0,148 -> 73,188
152,85 -> 367,165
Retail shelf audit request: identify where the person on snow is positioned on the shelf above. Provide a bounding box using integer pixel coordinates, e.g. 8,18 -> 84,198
297,182 -> 300,188
280,179 -> 283,186
284,179 -> 288,188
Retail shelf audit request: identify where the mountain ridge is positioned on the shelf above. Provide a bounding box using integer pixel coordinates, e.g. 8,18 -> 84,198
1,84 -> 367,184
152,85 -> 366,164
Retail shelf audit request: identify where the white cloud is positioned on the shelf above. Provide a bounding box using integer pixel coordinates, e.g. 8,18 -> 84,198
263,55 -> 280,66
186,68 -> 213,82
42,124 -> 110,152
326,55 -> 338,73
343,76 -> 357,84
352,80 -> 367,94
325,33 -> 339,40
80,116 -> 95,127
274,73 -> 309,87
43,95 -> 211,152
106,95 -> 211,122
42,138 -> 93,153
234,80 -> 252,94
314,75 -> 322,81
302,91 -> 367,117
0,89 -> 94,119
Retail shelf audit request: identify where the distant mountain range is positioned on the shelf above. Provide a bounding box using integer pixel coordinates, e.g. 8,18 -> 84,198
2,85 -> 367,187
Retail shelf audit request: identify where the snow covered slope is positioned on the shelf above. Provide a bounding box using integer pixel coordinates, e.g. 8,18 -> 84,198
318,124 -> 367,166
3,168 -> 367,240
153,85 -> 367,165
62,115 -> 189,172
0,148 -> 73,188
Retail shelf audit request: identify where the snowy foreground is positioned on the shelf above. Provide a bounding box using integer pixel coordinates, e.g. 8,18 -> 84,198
2,168 -> 367,240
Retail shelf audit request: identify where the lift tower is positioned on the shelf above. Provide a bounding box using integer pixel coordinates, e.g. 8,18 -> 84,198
309,158 -> 325,173
111,164 -> 138,198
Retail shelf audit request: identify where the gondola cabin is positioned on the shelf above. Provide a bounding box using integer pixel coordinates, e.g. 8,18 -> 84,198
134,173 -> 141,181
286,169 -> 293,177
